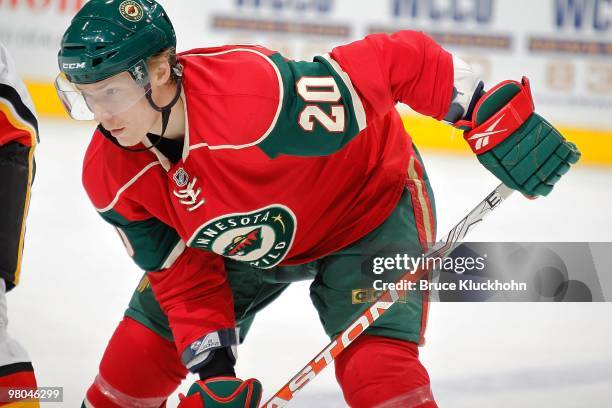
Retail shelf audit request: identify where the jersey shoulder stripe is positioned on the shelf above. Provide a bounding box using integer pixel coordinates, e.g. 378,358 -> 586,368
96,161 -> 161,213
178,46 -> 282,154
82,131 -> 161,214
82,132 -> 184,272
319,53 -> 367,132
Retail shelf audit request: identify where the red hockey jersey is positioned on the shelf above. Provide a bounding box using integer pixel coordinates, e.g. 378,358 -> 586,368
82,31 -> 453,361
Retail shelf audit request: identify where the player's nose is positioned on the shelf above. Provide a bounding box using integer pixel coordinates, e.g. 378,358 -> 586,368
93,107 -> 113,124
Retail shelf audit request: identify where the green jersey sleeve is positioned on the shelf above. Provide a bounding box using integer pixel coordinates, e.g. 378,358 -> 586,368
100,208 -> 184,272
258,53 -> 367,158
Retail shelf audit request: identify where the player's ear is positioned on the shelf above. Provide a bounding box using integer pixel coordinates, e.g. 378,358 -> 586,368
149,59 -> 171,87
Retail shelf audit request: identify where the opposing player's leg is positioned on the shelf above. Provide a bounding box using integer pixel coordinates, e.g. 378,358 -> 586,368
0,140 -> 38,407
311,151 -> 438,408
84,275 -> 187,408
0,278 -> 38,408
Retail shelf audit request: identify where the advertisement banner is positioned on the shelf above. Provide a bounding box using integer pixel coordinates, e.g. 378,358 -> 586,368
1,0 -> 610,159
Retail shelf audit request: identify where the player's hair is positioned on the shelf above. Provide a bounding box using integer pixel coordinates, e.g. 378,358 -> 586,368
148,47 -> 182,84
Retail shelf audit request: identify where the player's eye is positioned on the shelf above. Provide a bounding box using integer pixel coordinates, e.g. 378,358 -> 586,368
105,88 -> 121,97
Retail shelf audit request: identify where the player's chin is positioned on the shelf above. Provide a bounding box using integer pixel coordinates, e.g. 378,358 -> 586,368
116,135 -> 143,147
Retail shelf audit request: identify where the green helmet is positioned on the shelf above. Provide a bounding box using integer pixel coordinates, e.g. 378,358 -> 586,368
58,0 -> 176,84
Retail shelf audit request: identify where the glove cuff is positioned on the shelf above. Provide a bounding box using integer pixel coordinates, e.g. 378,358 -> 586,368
459,77 -> 535,154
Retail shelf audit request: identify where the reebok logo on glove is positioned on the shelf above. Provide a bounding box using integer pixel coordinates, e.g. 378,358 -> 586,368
467,115 -> 507,151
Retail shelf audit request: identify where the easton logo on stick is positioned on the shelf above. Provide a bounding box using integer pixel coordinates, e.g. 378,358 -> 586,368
263,292 -> 400,407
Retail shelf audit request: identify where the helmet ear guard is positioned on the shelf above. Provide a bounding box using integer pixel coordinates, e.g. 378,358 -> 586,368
128,60 -> 150,88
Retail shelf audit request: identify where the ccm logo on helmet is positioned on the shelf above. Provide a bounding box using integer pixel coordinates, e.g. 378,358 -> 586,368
62,62 -> 86,69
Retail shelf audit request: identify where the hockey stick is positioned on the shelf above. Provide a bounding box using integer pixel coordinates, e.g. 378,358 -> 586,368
261,183 -> 514,408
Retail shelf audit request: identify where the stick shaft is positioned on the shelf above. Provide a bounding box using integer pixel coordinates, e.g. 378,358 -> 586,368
262,183 -> 514,408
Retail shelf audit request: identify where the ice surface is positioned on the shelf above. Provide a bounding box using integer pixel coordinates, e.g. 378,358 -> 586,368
8,119 -> 612,407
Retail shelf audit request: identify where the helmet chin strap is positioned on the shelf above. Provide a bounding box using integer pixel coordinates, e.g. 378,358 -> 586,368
101,76 -> 183,152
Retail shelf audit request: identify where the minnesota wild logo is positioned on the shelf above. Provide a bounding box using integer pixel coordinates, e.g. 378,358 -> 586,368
188,205 -> 297,268
119,0 -> 143,22
223,227 -> 263,256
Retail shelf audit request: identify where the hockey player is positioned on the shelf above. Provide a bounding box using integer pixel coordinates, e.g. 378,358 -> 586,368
0,41 -> 39,406
55,1 -> 580,407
